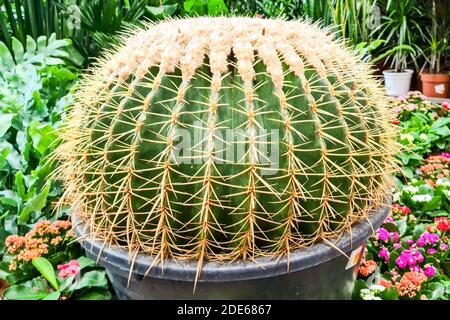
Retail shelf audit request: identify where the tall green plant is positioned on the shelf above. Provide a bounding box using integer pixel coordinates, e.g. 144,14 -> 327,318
302,0 -> 378,45
420,0 -> 450,74
372,0 -> 423,72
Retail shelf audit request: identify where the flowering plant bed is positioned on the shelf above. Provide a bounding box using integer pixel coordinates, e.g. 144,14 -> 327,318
354,92 -> 450,300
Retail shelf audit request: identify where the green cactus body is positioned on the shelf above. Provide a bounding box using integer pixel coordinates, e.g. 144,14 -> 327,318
54,17 -> 398,279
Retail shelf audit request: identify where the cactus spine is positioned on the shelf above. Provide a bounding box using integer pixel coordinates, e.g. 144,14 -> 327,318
54,17 -> 399,279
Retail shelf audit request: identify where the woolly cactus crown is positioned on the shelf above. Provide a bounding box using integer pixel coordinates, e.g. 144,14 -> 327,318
54,17 -> 398,278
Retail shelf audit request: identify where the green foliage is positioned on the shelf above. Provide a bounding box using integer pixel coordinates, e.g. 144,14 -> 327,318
0,34 -> 75,256
372,0 -> 424,72
2,256 -> 111,300
255,0 -> 302,19
32,257 -> 59,290
391,92 -> 450,176
419,0 -> 450,74
355,94 -> 450,301
184,0 -> 229,16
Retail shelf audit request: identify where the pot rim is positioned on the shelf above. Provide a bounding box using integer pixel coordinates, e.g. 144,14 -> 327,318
74,198 -> 391,282
383,69 -> 414,75
421,73 -> 450,79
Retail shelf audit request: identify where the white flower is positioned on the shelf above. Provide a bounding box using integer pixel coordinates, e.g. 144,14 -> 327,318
436,179 -> 450,187
400,133 -> 414,144
419,133 -> 428,141
411,194 -> 432,202
393,192 -> 401,202
403,186 -> 419,194
370,285 -> 386,292
445,190 -> 450,197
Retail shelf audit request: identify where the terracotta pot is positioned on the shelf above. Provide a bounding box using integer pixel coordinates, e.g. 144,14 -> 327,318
421,73 -> 450,98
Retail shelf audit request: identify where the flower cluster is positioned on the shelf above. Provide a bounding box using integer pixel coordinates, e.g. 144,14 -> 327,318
359,258 -> 377,277
419,154 -> 450,187
361,201 -> 449,299
391,204 -> 411,217
435,217 -> 450,233
392,91 -> 449,123
396,271 -> 428,299
5,220 -> 74,272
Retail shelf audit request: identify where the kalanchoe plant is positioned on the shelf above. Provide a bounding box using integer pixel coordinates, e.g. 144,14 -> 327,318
51,17 -> 399,282
355,210 -> 450,300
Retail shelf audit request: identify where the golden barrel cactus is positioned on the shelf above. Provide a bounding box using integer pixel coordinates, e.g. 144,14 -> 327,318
54,17 -> 399,278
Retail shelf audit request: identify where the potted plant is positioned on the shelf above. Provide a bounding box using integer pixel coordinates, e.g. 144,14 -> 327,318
372,0 -> 423,96
420,0 -> 450,98
52,17 -> 398,300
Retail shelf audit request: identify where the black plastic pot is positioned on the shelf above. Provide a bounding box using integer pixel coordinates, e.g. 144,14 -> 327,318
74,203 -> 390,300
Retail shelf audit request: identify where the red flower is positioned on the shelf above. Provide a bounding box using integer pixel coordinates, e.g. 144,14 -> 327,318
442,102 -> 450,110
435,217 -> 450,232
391,119 -> 400,125
392,204 -> 411,215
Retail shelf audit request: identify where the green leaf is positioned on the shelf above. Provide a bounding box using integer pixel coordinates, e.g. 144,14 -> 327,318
76,288 -> 112,300
42,291 -> 61,300
383,222 -> 398,233
14,171 -> 26,199
77,256 -> 96,270
413,224 -> 426,240
0,40 -> 14,67
2,278 -> 49,300
207,0 -> 228,16
11,38 -> 24,63
146,4 -> 178,19
425,282 -> 445,300
422,196 -> 442,211
397,217 -> 407,236
28,121 -> 58,156
380,287 -> 399,300
401,167 -> 414,180
0,141 -> 22,170
0,114 -> 15,137
0,190 -> 21,208
388,251 -> 400,270
32,257 -> 59,290
184,0 -> 207,16
71,271 -> 108,291
18,183 -> 50,224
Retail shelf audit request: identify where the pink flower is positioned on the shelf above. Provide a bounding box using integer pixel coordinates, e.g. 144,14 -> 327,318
385,216 -> 396,224
57,260 -> 80,279
393,243 -> 401,250
377,228 -> 390,242
442,101 -> 450,110
424,265 -> 436,278
407,104 -> 418,111
391,232 -> 400,243
410,266 -> 422,273
396,256 -> 407,269
379,248 -> 390,263
392,107 -> 402,115
440,243 -> 448,251
427,248 -> 437,255
399,96 -> 406,103
406,239 -> 415,245
417,232 -> 440,247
